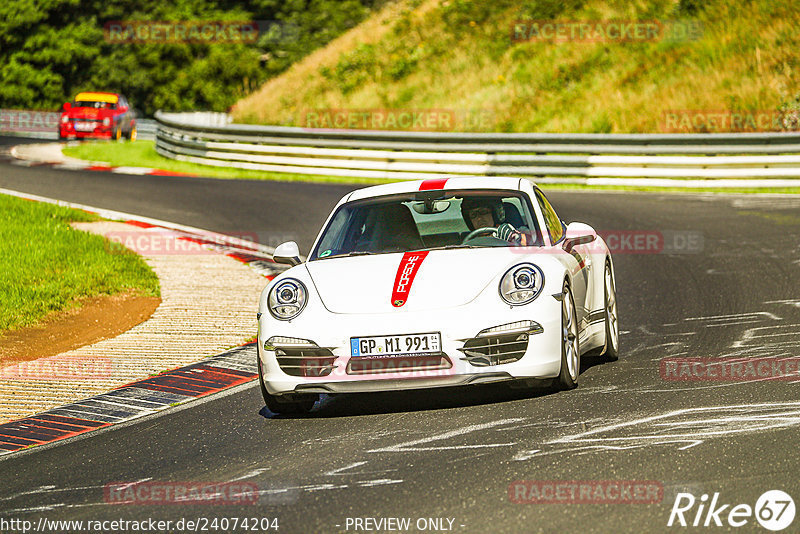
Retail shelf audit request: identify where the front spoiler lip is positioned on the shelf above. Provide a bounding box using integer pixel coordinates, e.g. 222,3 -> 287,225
291,372 -> 516,394
59,132 -> 113,139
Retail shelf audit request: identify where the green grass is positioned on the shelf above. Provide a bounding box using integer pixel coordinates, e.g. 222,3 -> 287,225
233,0 -> 800,134
0,194 -> 160,333
62,140 -> 387,184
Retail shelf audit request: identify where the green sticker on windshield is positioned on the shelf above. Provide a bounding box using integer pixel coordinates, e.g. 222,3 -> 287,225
320,249 -> 332,257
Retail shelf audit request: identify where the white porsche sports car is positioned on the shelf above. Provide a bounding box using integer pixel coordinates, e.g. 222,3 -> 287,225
257,177 -> 618,414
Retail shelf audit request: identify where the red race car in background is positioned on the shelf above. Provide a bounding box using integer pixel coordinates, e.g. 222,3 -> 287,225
58,92 -> 137,141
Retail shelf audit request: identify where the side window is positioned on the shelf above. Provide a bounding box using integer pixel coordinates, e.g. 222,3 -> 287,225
534,189 -> 564,244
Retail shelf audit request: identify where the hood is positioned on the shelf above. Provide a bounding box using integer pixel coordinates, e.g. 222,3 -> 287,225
67,107 -> 110,120
305,248 -> 521,314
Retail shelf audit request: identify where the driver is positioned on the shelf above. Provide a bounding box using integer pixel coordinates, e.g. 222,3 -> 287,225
460,197 -> 527,245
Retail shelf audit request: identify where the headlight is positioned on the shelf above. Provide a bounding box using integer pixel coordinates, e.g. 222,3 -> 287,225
102,117 -> 111,127
499,263 -> 544,306
60,115 -> 68,124
268,278 -> 307,320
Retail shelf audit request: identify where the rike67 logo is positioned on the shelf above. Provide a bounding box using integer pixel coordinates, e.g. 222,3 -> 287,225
668,490 -> 795,531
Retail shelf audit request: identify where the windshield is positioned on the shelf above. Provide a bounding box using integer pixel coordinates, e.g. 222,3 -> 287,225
74,100 -> 116,109
309,190 -> 543,260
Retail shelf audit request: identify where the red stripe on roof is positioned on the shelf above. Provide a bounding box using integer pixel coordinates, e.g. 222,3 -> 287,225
419,179 -> 448,191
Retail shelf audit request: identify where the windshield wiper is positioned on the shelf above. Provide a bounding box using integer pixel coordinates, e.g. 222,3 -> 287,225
342,251 -> 378,256
425,244 -> 481,251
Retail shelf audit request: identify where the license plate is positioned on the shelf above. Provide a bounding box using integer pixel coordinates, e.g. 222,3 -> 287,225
75,122 -> 96,132
350,332 -> 441,358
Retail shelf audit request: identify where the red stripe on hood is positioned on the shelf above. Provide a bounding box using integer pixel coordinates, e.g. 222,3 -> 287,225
391,251 -> 429,307
419,179 -> 448,191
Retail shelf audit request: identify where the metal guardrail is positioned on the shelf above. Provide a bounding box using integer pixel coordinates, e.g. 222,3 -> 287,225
135,119 -> 156,141
154,111 -> 800,185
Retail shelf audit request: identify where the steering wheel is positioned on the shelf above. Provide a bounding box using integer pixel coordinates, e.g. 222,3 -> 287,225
462,227 -> 497,244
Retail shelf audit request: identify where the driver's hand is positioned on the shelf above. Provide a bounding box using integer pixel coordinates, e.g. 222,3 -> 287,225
497,223 -> 522,244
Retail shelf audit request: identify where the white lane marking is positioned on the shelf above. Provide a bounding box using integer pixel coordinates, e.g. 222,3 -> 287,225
640,375 -> 786,393
3,500 -> 132,515
677,441 -> 704,450
0,485 -> 57,501
324,462 -> 368,476
227,468 -> 269,482
697,320 -> 764,328
1,504 -> 65,514
263,483 -> 348,493
551,404 -> 800,442
367,418 -> 524,453
357,479 -> 404,487
685,312 -> 781,321
765,299 -> 800,308
110,478 -> 153,492
512,401 -> 800,459
732,324 -> 800,348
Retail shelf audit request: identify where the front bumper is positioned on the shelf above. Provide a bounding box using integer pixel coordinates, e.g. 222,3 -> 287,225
59,125 -> 113,139
258,296 -> 562,396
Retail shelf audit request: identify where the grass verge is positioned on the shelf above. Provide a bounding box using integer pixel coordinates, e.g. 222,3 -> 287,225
0,194 -> 160,333
62,140 -> 389,184
233,0 -> 800,134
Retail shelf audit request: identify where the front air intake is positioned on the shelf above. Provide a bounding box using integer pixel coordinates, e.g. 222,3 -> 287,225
458,321 -> 542,367
265,337 -> 338,377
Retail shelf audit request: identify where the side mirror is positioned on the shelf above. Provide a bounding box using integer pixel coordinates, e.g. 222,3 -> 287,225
62,102 -> 71,111
273,241 -> 301,266
563,222 -> 596,248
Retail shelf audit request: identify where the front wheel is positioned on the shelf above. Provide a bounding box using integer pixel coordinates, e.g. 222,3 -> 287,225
257,353 -> 317,414
127,125 -> 137,141
557,280 -> 580,390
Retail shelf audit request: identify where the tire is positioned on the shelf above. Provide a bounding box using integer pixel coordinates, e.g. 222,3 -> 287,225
257,352 -> 317,415
601,260 -> 619,361
557,280 -> 580,390
128,125 -> 137,142
114,127 -> 122,141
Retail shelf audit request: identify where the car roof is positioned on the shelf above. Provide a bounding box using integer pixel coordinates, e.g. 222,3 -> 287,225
346,176 -> 528,202
74,92 -> 120,104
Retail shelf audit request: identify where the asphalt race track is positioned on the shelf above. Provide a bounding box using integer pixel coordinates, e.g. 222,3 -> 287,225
2,136 -> 800,533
